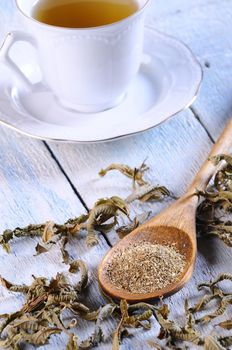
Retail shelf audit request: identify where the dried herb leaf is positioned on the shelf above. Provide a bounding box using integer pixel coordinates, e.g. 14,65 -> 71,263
35,243 -> 49,255
116,212 -> 151,239
86,196 -> 129,246
217,318 -> 232,330
205,223 -> 232,247
42,221 -> 55,243
12,315 -> 48,332
126,185 -> 171,203
157,303 -> 202,346
0,275 -> 15,290
0,333 -> 22,349
0,311 -> 23,334
66,334 -> 79,350
0,214 -> 89,257
112,318 -> 123,350
81,304 -> 116,349
0,230 -> 13,253
189,294 -> 217,313
147,340 -> 163,349
198,273 -> 232,290
111,299 -> 154,350
204,336 -> 227,350
210,154 -> 232,191
66,214 -> 89,235
218,336 -> 232,347
210,154 -> 232,166
0,261 -> 108,349
197,154 -> 232,245
22,327 -> 61,345
61,236 -> 70,264
70,260 -> 88,291
99,162 -> 149,187
197,298 -> 230,324
79,325 -> 103,348
0,276 -> 28,293
116,218 -> 139,238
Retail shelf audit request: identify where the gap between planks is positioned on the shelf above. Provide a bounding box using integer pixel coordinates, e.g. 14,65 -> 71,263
190,106 -> 215,143
43,141 -> 114,248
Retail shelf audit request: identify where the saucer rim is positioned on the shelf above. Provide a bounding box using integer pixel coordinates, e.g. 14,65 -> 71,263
0,26 -> 203,144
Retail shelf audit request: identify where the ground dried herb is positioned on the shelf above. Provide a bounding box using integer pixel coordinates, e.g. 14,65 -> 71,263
105,242 -> 186,294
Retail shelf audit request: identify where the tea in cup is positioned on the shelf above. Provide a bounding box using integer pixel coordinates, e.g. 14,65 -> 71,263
1,0 -> 150,113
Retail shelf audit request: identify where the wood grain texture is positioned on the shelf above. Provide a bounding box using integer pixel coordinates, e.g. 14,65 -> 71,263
149,0 -> 232,140
147,0 -> 219,21
0,0 -> 232,349
0,127 -> 117,349
48,110 -> 212,218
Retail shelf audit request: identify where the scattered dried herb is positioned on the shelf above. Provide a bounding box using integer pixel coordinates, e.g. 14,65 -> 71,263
0,259 -> 95,348
0,270 -> 155,349
198,273 -> 232,290
218,336 -> 232,348
66,334 -> 79,350
0,196 -> 129,252
183,274 -> 232,328
106,242 -> 186,294
217,319 -> 232,330
156,301 -> 203,347
147,340 -> 163,349
210,154 -> 232,191
1,159 -> 232,349
197,153 -> 232,247
0,262 -> 231,349
112,299 -> 153,350
0,161 -> 172,255
204,336 -> 226,350
0,260 -> 134,349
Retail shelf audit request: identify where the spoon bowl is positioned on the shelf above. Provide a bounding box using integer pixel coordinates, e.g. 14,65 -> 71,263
99,198 -> 196,302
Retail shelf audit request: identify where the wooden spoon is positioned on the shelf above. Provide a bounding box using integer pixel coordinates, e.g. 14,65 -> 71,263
98,119 -> 232,302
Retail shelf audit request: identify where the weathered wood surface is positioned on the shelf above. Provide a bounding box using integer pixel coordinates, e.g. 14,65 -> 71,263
0,0 -> 232,349
0,127 -> 118,349
151,0 -> 232,140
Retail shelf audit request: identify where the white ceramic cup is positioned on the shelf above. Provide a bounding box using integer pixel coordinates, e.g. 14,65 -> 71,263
0,0 -> 150,113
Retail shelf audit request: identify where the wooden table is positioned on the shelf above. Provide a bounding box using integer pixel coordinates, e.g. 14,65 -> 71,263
0,1 -> 231,349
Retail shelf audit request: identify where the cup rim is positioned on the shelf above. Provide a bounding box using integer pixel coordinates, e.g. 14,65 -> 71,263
15,0 -> 151,31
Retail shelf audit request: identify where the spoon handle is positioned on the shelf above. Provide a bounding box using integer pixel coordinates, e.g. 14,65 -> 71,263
188,118 -> 232,193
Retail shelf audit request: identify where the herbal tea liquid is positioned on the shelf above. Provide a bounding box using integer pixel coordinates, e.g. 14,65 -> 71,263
32,0 -> 139,28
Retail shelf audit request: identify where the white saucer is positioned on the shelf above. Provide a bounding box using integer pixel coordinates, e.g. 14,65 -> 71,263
0,26 -> 202,143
